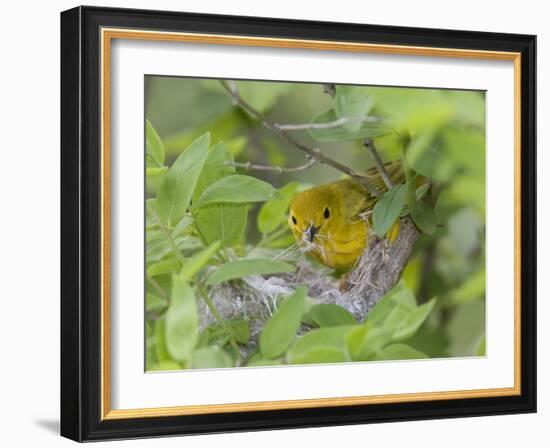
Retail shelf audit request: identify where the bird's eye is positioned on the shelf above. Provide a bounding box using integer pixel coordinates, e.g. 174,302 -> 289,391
323,207 -> 330,219
291,215 -> 297,225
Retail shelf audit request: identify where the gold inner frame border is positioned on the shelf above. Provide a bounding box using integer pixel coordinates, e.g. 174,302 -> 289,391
99,27 -> 522,420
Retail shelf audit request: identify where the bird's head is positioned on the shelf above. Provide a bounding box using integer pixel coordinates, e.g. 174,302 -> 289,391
288,186 -> 340,248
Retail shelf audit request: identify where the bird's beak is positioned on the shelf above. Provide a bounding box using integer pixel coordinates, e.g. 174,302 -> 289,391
304,224 -> 319,243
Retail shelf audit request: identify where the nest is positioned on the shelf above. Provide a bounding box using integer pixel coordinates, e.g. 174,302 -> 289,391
199,218 -> 419,353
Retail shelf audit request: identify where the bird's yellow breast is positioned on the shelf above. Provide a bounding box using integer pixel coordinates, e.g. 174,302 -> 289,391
312,219 -> 368,269
288,179 -> 370,270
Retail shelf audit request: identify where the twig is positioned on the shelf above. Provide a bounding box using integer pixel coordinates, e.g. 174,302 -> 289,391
154,210 -> 185,265
276,116 -> 382,131
197,283 -> 242,365
146,274 -> 169,300
219,80 -> 381,198
364,138 -> 393,190
227,80 -> 240,105
227,158 -> 315,173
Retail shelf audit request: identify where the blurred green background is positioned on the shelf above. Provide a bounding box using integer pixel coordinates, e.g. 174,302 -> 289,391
145,76 -> 486,369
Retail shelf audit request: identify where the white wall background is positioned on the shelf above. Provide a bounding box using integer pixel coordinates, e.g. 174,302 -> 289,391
0,0 -> 546,446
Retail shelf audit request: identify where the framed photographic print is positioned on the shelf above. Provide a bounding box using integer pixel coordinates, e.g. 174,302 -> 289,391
60,6 -> 536,442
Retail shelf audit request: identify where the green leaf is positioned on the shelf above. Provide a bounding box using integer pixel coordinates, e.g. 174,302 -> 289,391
405,326 -> 449,358
335,85 -> 375,132
415,183 -> 431,201
146,167 -> 168,177
448,268 -> 486,304
156,133 -> 210,226
235,81 -> 292,112
179,241 -> 221,282
411,201 -> 437,234
392,298 -> 437,342
263,234 -> 296,249
446,175 -> 486,214
406,132 -> 456,183
198,328 -> 230,349
146,292 -> 168,314
445,90 -> 485,128
475,336 -> 486,356
383,304 -> 414,334
257,182 -> 299,234
388,282 -> 418,308
225,136 -> 247,158
346,324 -> 392,361
192,142 -> 234,201
146,199 -> 158,228
366,284 -> 416,326
149,360 -> 181,371
365,86 -> 454,132
405,130 -> 437,170
308,108 -> 393,142
448,208 -> 484,258
372,184 -> 407,237
154,317 -> 171,362
365,298 -> 396,327
442,128 -> 486,179
308,304 -> 356,327
196,203 -> 247,248
288,325 -> 353,364
373,344 -> 428,361
146,231 -> 201,263
146,119 -> 165,167
227,320 -> 250,345
205,259 -> 295,286
290,347 -> 347,365
171,216 -> 194,238
191,347 -> 233,369
165,276 -> 199,363
247,358 -> 283,367
346,324 -> 367,360
446,301 -> 486,356
147,258 -> 181,277
378,287 -> 419,335
162,108 -> 243,156
199,319 -> 250,347
197,175 -> 276,207
193,142 -> 247,249
260,286 -> 307,359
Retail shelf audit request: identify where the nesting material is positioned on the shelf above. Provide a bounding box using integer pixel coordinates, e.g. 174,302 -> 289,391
199,218 -> 419,350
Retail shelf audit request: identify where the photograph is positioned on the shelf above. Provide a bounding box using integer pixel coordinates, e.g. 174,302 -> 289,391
144,77 -> 487,371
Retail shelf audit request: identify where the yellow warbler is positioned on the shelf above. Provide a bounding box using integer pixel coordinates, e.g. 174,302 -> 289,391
288,162 -> 404,270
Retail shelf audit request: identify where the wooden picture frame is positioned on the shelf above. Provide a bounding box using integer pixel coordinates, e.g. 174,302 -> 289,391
61,5 -> 536,441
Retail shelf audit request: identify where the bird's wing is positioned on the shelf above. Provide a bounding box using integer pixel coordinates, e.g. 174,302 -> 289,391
334,179 -> 374,222
364,160 -> 405,193
339,161 -> 406,221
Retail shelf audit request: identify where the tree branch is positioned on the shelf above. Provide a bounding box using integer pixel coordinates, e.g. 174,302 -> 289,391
219,80 -> 381,198
364,137 -> 394,190
343,218 -> 419,313
276,116 -> 383,131
227,158 -> 315,173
